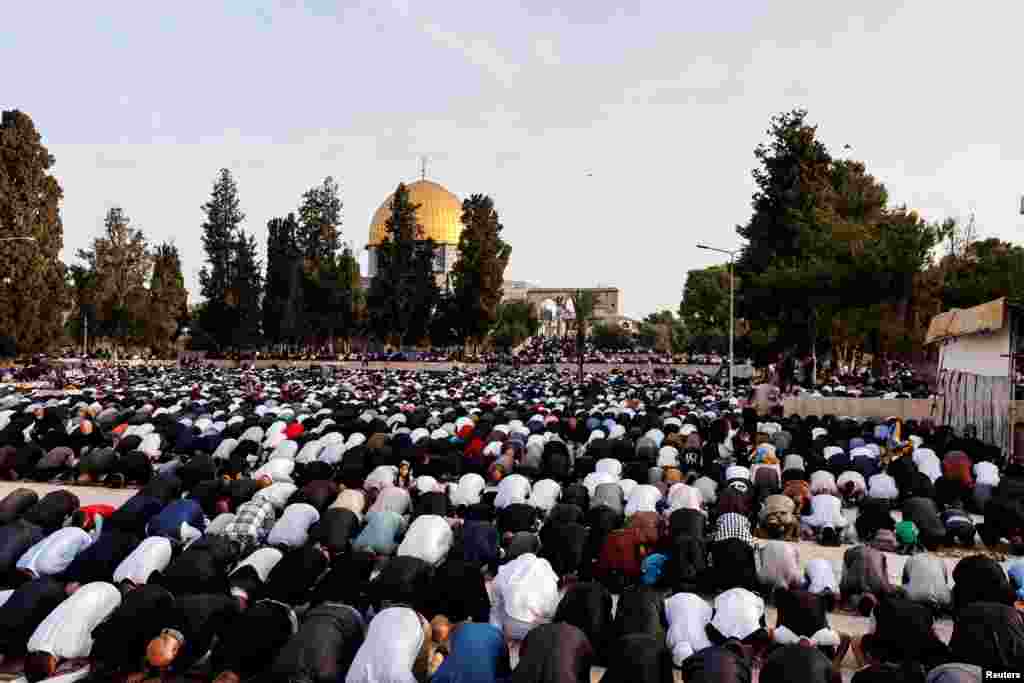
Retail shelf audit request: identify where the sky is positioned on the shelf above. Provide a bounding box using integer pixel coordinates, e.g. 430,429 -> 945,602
4,1 -> 1024,320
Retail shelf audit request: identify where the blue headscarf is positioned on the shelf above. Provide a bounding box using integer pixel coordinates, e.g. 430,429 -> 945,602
431,623 -> 511,683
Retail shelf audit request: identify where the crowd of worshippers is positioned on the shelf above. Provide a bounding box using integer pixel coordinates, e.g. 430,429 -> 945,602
0,367 -> 1020,682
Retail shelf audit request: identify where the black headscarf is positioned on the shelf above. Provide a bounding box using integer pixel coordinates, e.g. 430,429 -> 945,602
554,582 -> 613,664
599,634 -> 673,683
760,645 -> 834,683
513,623 -> 594,683
948,602 -> 1024,672
679,642 -> 752,683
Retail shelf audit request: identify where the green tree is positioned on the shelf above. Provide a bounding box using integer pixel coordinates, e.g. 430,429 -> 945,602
941,237 -> 1024,309
591,321 -> 632,350
228,232 -> 263,349
492,301 -> 540,351
297,176 -> 342,268
146,242 -> 189,354
0,110 -> 69,352
737,111 -> 890,372
638,310 -> 690,354
680,265 -> 732,354
366,183 -> 440,345
263,214 -> 305,348
198,168 -> 245,349
78,207 -> 152,352
450,194 -> 512,347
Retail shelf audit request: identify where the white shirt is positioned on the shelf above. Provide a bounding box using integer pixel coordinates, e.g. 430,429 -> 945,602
365,466 -> 398,492
867,473 -> 899,500
809,470 -> 838,495
231,547 -> 284,583
17,527 -> 93,577
709,588 -> 764,641
255,483 -> 298,510
270,440 -> 299,461
822,446 -> 844,462
369,487 -> 412,516
346,607 -> 423,683
625,484 -> 663,517
665,593 -> 713,666
113,537 -> 173,585
803,494 -> 847,529
595,457 -> 623,479
657,447 -> 680,468
318,442 -> 345,465
267,503 -> 320,548
668,483 -> 703,512
212,438 -> 238,461
530,479 -> 562,512
805,558 -> 838,594
254,457 -> 295,483
207,512 -> 236,536
414,476 -> 440,494
913,448 -> 943,483
27,582 -> 121,659
617,479 -> 638,500
295,440 -> 324,464
494,474 -> 531,509
490,554 -> 560,627
396,515 -> 453,566
975,461 -> 1000,487
450,473 -> 486,507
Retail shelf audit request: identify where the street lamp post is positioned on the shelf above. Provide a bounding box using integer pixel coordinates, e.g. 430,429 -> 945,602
696,243 -> 737,396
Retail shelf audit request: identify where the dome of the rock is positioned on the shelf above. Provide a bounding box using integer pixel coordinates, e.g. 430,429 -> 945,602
367,179 -> 462,247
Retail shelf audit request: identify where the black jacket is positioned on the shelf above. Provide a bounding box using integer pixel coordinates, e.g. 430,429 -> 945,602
270,603 -> 365,683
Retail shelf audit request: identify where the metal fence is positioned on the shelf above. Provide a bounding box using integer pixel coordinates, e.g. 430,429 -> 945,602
939,369 -> 1012,455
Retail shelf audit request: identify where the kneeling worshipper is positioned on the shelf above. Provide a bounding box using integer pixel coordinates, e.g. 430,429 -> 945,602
801,493 -> 847,545
226,546 -> 283,605
264,542 -> 332,606
490,553 -> 560,643
853,595 -> 950,673
599,632 -> 674,683
396,514 -> 454,566
557,582 -> 613,652
0,518 -> 46,579
145,497 -> 206,544
757,540 -> 802,591
112,536 -> 173,589
951,554 -> 1016,612
137,592 -> 245,678
771,588 -> 850,667
219,492 -> 278,555
840,545 -> 898,616
14,517 -> 100,583
60,527 -> 140,589
679,642 -> 753,683
512,622 -> 594,683
705,588 -> 770,651
87,584 -> 175,680
948,602 -> 1024,672
431,623 -> 511,683
209,598 -> 299,683
0,576 -> 67,659
901,553 -> 952,611
920,664 -> 984,683
759,645 -> 836,683
345,606 -> 433,683
267,502 -> 320,549
665,592 -> 713,666
0,487 -> 38,524
22,581 -> 122,683
353,509 -> 408,556
262,601 -> 364,682
158,534 -> 241,597
759,494 -> 798,540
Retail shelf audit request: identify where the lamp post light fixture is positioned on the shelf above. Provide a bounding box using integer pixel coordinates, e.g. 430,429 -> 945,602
696,243 -> 737,396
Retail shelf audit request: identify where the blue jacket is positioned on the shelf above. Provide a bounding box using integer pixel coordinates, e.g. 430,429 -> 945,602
147,499 -> 205,539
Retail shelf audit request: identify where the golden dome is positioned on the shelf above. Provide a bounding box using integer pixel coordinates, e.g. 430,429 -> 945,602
368,179 -> 462,247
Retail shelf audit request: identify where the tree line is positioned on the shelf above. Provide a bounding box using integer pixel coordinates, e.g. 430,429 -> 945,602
0,109 -> 524,356
680,109 -> 1024,375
